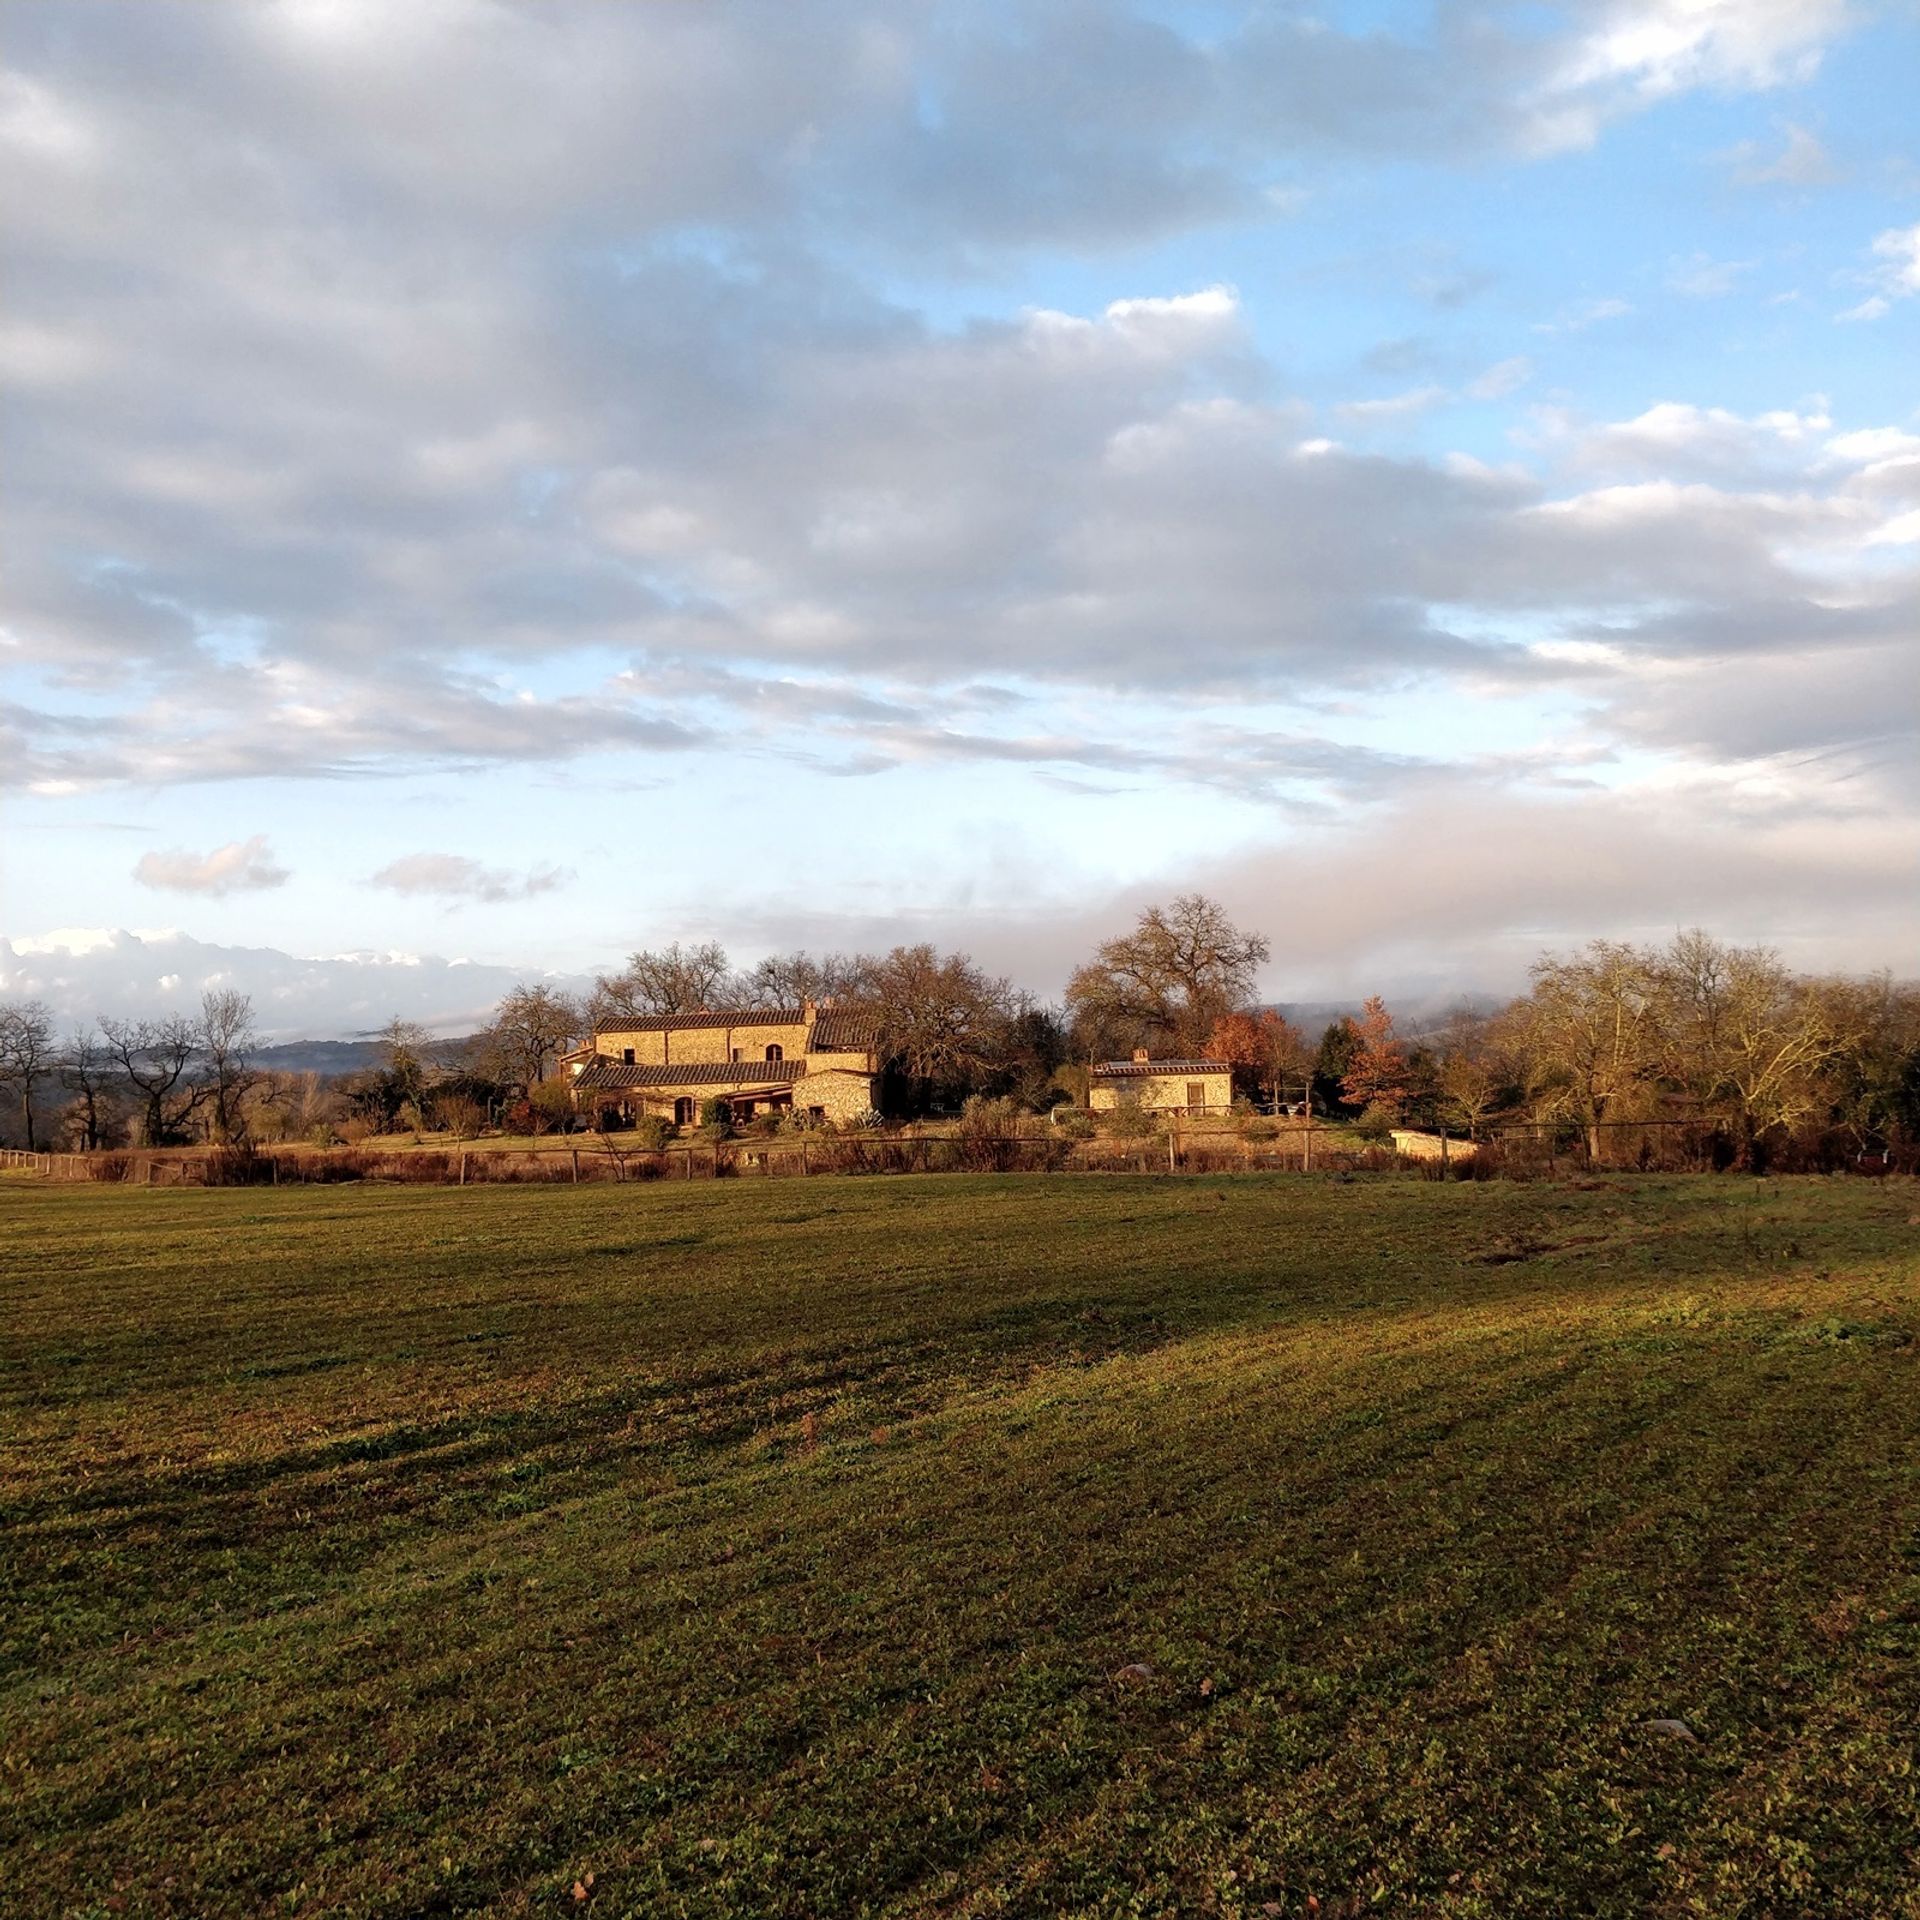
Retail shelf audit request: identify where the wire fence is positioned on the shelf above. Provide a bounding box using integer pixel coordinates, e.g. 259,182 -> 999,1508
3,1118 -> 1907,1187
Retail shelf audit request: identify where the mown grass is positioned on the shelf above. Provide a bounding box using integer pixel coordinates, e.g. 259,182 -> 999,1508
2,1174 -> 1917,1918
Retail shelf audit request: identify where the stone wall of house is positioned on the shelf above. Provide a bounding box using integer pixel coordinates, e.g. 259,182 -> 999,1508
796,1069 -> 879,1124
596,1019 -> 809,1067
1389,1129 -> 1477,1161
1089,1071 -> 1232,1113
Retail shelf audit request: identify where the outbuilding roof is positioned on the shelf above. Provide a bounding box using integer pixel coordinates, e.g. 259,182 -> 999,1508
1090,1059 -> 1228,1079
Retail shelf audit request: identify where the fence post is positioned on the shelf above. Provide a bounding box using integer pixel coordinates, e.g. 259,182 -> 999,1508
570,1146 -> 580,1184
458,1147 -> 466,1186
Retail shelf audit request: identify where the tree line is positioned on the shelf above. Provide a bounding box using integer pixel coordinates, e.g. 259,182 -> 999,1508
2,903 -> 1915,1165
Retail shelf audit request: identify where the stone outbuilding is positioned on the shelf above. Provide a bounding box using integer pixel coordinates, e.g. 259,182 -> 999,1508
569,1001 -> 880,1127
1088,1051 -> 1233,1115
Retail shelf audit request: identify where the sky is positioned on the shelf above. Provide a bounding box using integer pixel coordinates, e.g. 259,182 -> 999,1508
2,0 -> 1916,1037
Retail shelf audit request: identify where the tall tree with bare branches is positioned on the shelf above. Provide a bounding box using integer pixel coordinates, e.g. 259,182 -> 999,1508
0,1000 -> 56,1149
1067,895 -> 1270,1058
98,1014 -> 211,1146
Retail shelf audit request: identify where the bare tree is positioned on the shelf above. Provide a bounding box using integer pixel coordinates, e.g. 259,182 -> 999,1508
378,1015 -> 435,1109
1651,933 -> 1853,1157
0,1000 -> 57,1149
1066,895 -> 1271,1058
98,1014 -> 211,1146
1510,941 -> 1659,1160
200,989 -> 260,1145
479,983 -> 584,1089
869,944 -> 1014,1095
1433,1006 -> 1511,1140
59,1029 -> 122,1151
741,949 -> 878,1009
593,941 -> 737,1020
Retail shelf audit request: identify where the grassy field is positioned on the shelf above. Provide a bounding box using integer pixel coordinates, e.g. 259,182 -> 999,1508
3,1175 -> 1917,1918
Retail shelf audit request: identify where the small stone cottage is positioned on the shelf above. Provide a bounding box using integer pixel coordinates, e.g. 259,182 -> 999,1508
568,1001 -> 880,1127
1088,1051 -> 1233,1114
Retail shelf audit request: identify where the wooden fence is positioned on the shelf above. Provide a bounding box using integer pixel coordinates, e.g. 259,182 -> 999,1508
0,1124 -> 1393,1187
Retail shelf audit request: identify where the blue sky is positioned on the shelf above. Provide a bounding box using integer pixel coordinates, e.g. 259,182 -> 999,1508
2,1 -> 1915,1034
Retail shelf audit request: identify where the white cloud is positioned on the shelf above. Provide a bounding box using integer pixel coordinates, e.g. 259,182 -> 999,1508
0,928 -> 587,1038
1725,122 -> 1840,187
369,853 -> 572,904
133,835 -> 289,896
1534,296 -> 1633,334
1667,252 -> 1755,299
1526,0 -> 1851,152
1468,356 -> 1533,400
1334,384 -> 1449,422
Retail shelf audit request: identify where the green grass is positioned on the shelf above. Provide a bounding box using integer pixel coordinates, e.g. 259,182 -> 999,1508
3,1175 -> 1917,1918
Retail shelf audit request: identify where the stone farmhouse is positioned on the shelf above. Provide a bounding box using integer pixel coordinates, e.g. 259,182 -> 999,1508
568,1001 -> 880,1127
1089,1051 -> 1233,1115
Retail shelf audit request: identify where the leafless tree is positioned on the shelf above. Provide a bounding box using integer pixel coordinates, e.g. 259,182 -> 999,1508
200,989 -> 260,1144
0,1000 -> 57,1149
1066,895 -> 1270,1058
741,949 -> 878,1009
1508,941 -> 1658,1160
478,983 -> 584,1089
98,1014 -> 211,1146
593,940 -> 738,1020
869,944 -> 1014,1093
59,1029 -> 122,1151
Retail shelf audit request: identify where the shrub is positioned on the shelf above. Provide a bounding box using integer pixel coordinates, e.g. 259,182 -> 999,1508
1242,1116 -> 1279,1143
955,1096 -> 1024,1172
850,1107 -> 885,1132
1051,1107 -> 1095,1142
1353,1102 -> 1399,1142
1106,1098 -> 1156,1140
629,1114 -> 671,1151
205,1144 -> 272,1186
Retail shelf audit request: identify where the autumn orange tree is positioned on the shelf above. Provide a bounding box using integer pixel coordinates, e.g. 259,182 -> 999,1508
1204,1009 -> 1307,1108
1340,996 -> 1411,1118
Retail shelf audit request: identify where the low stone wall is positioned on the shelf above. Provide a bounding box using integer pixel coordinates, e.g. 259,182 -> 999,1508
1389,1129 -> 1477,1162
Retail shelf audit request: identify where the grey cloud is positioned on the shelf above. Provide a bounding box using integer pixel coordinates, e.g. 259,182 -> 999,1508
369,853 -> 572,904
1725,123 -> 1841,188
1,0 -> 1897,822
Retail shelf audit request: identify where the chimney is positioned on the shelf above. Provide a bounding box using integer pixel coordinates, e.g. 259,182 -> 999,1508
1132,1047 -> 1150,1063
803,997 -> 818,1023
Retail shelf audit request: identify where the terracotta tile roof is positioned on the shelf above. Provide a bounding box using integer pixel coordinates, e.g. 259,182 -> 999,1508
808,1009 -> 880,1052
594,1007 -> 805,1036
572,1059 -> 805,1092
1091,1059 -> 1229,1078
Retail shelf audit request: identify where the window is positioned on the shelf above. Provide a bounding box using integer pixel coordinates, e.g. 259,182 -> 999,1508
764,1043 -> 783,1062
730,1047 -> 741,1062
1186,1082 -> 1205,1110
622,1048 -> 635,1064
673,1097 -> 695,1126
